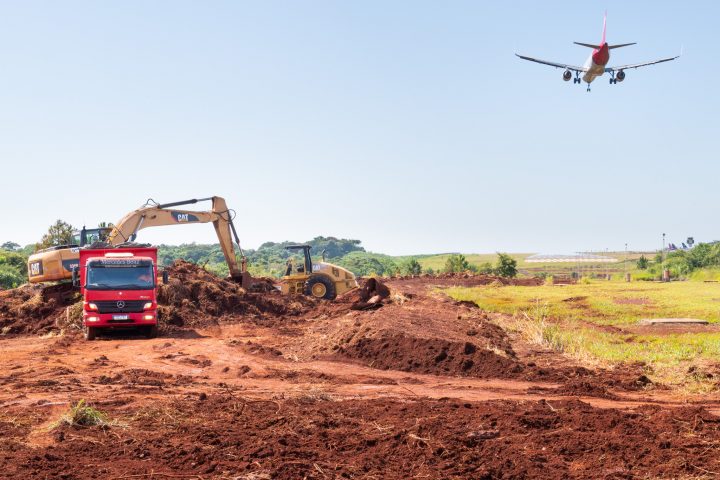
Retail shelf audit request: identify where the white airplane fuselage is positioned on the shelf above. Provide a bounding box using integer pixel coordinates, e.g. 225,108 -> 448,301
581,43 -> 610,84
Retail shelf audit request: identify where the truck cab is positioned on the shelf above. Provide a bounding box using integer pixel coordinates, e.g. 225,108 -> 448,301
75,247 -> 163,340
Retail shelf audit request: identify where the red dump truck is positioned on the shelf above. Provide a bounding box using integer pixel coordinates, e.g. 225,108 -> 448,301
73,247 -> 165,340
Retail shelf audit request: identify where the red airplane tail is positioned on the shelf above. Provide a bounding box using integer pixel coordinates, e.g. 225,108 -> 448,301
573,12 -> 636,50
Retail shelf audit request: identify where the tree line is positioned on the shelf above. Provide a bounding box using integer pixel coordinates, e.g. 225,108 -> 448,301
0,220 -> 518,289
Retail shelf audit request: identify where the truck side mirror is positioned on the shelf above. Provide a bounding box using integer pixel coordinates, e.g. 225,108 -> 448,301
72,267 -> 79,287
162,271 -> 169,285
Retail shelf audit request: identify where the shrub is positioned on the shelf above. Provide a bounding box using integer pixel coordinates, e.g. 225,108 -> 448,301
477,262 -> 494,275
0,264 -> 24,288
402,258 -> 422,276
444,254 -> 471,273
494,253 -> 517,278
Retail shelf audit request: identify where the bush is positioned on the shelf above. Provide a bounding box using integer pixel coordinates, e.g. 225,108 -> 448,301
401,258 -> 422,276
0,264 -> 25,289
0,249 -> 28,289
632,271 -> 657,282
636,255 -> 649,270
494,253 -> 517,278
477,262 -> 494,275
444,254 -> 471,273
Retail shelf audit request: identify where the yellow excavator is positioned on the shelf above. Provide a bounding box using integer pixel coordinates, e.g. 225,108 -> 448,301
28,197 -> 252,288
27,196 -> 358,300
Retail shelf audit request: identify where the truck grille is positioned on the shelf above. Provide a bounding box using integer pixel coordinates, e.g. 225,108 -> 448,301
95,300 -> 145,314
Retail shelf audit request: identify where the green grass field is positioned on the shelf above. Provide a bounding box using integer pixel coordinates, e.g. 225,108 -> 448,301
446,281 -> 720,326
445,281 -> 720,388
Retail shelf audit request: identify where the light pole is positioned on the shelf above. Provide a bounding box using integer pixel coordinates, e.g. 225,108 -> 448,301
605,248 -> 609,280
624,243 -> 628,279
662,233 -> 666,281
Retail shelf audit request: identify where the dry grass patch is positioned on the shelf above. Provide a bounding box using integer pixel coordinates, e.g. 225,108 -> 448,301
51,400 -> 123,430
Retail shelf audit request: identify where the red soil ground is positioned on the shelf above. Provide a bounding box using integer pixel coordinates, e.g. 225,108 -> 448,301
2,263 -> 720,479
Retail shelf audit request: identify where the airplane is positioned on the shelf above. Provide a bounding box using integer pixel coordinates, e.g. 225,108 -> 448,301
516,13 -> 679,91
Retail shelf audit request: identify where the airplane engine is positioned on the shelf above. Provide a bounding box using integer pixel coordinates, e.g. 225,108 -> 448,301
616,70 -> 626,82
562,70 -> 572,81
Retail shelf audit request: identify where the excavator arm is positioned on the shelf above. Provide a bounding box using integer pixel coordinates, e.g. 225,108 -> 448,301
106,196 -> 251,285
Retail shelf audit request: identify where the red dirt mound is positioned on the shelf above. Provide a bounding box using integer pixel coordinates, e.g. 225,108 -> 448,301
157,260 -> 319,329
0,283 -> 79,335
337,334 -> 525,378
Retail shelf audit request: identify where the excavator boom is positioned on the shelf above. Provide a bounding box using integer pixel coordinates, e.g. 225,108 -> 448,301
107,197 -> 247,281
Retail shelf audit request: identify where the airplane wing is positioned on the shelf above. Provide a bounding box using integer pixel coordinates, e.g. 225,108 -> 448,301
515,53 -> 586,72
605,55 -> 679,72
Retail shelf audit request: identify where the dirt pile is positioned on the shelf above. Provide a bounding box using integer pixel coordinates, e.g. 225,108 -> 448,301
338,334 -> 524,378
338,277 -> 393,310
156,260 -> 319,329
326,293 -> 534,379
0,283 -> 79,335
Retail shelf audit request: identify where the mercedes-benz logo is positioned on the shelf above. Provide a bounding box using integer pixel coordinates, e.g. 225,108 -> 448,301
116,301 -> 126,309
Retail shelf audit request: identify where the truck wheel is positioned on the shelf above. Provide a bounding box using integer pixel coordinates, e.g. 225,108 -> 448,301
144,325 -> 158,339
304,275 -> 336,300
84,326 -> 98,341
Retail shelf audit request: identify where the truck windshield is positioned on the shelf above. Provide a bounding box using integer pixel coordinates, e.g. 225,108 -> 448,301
86,265 -> 155,290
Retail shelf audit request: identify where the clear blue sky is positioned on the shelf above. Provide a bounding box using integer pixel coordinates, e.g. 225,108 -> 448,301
0,1 -> 712,255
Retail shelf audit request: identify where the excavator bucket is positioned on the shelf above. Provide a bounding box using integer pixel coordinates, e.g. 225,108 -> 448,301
240,271 -> 254,290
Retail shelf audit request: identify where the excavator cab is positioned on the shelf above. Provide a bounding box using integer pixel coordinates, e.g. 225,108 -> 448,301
280,245 -> 358,300
75,227 -> 113,246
